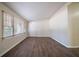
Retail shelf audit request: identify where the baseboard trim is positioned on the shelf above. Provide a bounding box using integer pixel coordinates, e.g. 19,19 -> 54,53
67,46 -> 79,48
28,36 -> 50,37
50,37 -> 71,48
50,37 -> 79,48
28,36 -> 50,38
0,37 -> 27,57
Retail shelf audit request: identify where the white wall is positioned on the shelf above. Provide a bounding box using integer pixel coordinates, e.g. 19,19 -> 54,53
49,5 -> 70,47
0,7 -> 3,56
28,3 -> 72,47
0,3 -> 28,56
29,20 -> 50,37
68,3 -> 79,47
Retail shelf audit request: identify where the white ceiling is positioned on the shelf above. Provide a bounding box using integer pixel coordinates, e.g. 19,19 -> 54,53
4,2 -> 66,21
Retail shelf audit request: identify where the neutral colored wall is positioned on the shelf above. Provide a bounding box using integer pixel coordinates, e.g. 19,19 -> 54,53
0,9 -> 2,41
68,3 -> 79,47
29,20 -> 50,37
0,9 -> 2,56
0,3 -> 28,56
49,5 -> 70,47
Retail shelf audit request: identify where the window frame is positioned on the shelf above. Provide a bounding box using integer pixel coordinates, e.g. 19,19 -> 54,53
2,11 -> 14,38
2,10 -> 26,39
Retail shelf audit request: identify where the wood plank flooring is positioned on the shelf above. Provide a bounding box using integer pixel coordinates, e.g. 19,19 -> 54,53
2,37 -> 78,57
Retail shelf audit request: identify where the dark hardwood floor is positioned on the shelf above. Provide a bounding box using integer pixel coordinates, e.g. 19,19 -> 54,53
2,37 -> 78,57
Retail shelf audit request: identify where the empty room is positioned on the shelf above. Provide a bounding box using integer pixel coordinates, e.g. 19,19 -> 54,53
0,2 -> 79,57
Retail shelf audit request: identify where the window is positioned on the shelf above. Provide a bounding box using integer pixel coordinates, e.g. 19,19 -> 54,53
3,12 -> 13,37
2,11 -> 26,38
14,17 -> 25,35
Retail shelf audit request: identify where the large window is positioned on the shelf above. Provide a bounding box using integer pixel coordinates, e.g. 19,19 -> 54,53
3,12 -> 13,37
2,11 -> 26,38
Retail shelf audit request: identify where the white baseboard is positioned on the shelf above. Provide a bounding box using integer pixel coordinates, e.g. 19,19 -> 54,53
0,37 -> 27,57
67,46 -> 79,48
50,37 -> 79,48
49,37 -> 71,48
28,36 -> 50,37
